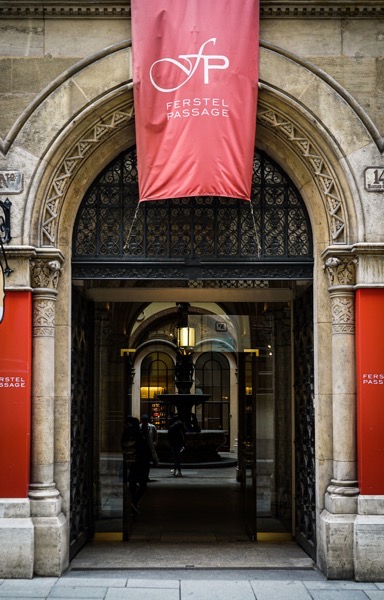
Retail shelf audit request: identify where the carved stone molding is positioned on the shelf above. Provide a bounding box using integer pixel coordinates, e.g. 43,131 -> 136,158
39,100 -> 347,248
0,2 -> 130,19
29,483 -> 60,500
324,256 -> 356,287
258,104 -> 347,243
2,1 -> 384,20
41,102 -> 134,246
260,1 -> 384,18
31,259 -> 62,290
327,479 -> 359,498
29,482 -> 62,516
33,296 -> 56,337
330,292 -> 354,334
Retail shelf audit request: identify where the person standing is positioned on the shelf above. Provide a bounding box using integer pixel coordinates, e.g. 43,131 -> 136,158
121,416 -> 153,515
140,414 -> 159,480
168,415 -> 185,477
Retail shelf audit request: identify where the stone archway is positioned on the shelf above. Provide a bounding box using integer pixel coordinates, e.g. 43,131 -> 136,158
22,42 -> 370,575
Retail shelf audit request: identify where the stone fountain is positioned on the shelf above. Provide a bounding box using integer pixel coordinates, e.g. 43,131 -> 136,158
155,303 -> 228,464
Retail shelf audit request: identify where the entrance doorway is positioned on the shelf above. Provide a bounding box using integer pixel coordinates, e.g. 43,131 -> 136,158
69,146 -> 315,561
70,288 -> 313,552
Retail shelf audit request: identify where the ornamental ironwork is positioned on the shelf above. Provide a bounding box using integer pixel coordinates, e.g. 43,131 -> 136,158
0,198 -> 13,305
72,147 -> 313,280
70,287 -> 94,558
294,284 -> 316,559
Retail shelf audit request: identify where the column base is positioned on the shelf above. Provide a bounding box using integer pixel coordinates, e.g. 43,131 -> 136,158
29,483 -> 62,517
0,500 -> 34,579
319,500 -> 384,581
319,510 -> 355,580
32,512 -> 68,576
325,494 -> 358,514
29,485 -> 69,576
0,497 -> 69,577
325,480 -> 359,514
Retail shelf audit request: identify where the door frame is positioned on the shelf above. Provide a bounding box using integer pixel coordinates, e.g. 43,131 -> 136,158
72,287 -> 314,551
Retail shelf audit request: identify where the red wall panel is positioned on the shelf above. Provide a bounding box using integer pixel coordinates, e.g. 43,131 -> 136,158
0,291 -> 32,497
356,288 -> 384,494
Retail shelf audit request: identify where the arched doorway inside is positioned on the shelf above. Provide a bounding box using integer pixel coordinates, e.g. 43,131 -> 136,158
70,147 -> 315,562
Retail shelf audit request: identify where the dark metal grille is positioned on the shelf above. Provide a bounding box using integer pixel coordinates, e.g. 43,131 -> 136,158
70,287 -> 94,558
72,148 -> 313,280
294,284 -> 316,559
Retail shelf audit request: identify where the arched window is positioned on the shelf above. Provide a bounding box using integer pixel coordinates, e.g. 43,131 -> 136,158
195,352 -> 230,448
72,148 -> 313,281
140,351 -> 175,429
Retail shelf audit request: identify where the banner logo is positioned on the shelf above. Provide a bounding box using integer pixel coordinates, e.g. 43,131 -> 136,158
150,38 -> 229,92
132,0 -> 259,201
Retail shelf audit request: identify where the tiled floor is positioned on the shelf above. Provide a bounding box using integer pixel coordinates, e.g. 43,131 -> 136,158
73,463 -> 310,570
95,462 -> 290,541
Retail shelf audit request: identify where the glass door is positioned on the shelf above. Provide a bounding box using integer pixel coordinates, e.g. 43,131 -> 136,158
90,299 -> 294,543
238,350 -> 257,540
238,302 -> 293,541
255,303 -> 293,538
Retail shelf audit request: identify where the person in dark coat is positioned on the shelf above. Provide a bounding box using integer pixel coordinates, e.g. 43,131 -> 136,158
140,414 -> 159,481
121,416 -> 152,514
168,415 -> 185,477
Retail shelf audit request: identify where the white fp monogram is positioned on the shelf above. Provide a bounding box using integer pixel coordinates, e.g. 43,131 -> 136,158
149,38 -> 229,93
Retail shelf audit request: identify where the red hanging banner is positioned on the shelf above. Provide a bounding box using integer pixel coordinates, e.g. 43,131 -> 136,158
132,0 -> 259,201
356,288 -> 384,494
0,291 -> 32,498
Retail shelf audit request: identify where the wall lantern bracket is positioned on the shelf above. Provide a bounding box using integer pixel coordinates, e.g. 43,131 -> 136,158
0,198 -> 13,277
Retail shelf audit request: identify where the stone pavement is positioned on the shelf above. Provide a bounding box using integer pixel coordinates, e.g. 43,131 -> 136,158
1,569 -> 384,599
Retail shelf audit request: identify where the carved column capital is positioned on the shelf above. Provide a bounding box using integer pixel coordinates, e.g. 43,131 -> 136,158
324,256 -> 356,288
324,255 -> 356,335
30,258 -> 62,291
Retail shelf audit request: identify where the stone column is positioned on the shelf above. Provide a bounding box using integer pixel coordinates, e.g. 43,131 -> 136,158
29,256 -> 68,576
319,254 -> 359,580
324,256 -> 359,509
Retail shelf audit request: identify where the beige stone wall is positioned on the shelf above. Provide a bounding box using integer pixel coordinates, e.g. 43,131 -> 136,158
260,18 -> 384,134
1,7 -> 383,249
0,17 -> 131,138
1,11 -> 384,139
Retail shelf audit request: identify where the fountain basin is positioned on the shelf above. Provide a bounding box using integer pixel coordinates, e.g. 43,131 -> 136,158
157,393 -> 211,426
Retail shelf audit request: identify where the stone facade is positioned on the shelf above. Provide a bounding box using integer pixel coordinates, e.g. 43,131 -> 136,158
0,0 -> 384,580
